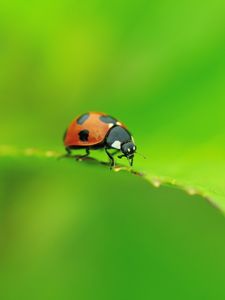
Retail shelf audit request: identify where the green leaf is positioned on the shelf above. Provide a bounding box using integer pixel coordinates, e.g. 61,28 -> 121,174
1,143 -> 225,214
1,156 -> 225,299
0,0 -> 225,213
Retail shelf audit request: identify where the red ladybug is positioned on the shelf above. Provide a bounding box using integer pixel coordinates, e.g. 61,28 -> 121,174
64,112 -> 136,167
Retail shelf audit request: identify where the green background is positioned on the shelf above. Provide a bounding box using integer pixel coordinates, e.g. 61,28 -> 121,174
1,0 -> 225,299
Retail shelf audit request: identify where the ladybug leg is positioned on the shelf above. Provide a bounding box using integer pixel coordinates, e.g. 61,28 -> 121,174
66,147 -> 72,156
58,148 -> 72,160
85,148 -> 90,157
130,156 -> 134,167
105,148 -> 115,169
76,148 -> 90,160
111,149 -> 120,157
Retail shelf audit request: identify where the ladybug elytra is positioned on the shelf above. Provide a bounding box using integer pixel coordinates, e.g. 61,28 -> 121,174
64,112 -> 136,168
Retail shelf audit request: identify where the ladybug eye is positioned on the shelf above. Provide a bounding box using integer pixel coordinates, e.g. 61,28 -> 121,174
128,148 -> 131,153
133,146 -> 136,151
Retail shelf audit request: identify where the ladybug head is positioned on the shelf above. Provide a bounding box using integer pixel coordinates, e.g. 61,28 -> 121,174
121,142 -> 136,157
118,142 -> 136,166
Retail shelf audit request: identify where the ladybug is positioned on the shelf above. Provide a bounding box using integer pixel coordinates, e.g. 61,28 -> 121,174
63,112 -> 137,168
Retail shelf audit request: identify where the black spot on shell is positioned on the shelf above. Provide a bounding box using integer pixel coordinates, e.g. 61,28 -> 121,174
77,113 -> 89,125
100,115 -> 117,124
79,130 -> 89,141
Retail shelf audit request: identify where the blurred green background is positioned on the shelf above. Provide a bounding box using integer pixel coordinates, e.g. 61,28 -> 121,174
1,0 -> 225,299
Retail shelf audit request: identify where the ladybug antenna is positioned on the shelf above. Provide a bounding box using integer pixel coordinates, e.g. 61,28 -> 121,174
118,154 -> 125,159
135,152 -> 147,159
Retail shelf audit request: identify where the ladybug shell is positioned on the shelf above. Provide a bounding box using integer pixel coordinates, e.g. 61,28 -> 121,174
64,112 -> 126,148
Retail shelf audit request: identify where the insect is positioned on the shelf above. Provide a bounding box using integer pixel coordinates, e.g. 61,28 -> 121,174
63,112 -> 137,168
